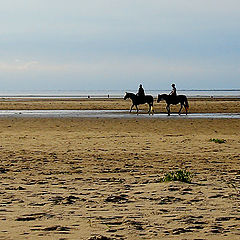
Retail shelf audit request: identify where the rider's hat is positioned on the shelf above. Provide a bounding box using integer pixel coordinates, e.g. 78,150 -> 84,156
172,83 -> 175,87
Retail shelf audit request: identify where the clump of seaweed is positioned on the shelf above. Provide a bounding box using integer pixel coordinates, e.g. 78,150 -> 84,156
209,138 -> 226,144
161,170 -> 192,183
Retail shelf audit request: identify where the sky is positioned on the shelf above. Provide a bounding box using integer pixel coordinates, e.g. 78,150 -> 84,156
0,0 -> 240,91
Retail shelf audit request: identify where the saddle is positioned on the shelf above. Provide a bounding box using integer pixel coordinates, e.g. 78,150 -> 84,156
136,95 -> 146,104
169,95 -> 179,104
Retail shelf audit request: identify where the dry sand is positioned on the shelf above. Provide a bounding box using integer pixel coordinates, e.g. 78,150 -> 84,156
0,99 -> 240,239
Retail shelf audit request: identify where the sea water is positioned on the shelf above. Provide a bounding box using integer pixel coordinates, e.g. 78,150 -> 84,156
0,90 -> 239,98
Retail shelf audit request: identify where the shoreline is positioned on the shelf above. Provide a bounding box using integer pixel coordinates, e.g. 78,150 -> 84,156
0,110 -> 239,119
0,97 -> 240,113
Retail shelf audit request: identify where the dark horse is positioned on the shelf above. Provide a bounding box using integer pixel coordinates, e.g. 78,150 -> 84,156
124,92 -> 154,115
157,94 -> 189,116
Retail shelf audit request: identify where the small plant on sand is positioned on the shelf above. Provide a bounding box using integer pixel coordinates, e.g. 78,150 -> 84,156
209,138 -> 226,144
161,170 -> 192,183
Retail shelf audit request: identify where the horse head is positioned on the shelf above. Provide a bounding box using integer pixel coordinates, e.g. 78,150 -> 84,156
157,94 -> 162,103
124,92 -> 130,100
157,94 -> 168,102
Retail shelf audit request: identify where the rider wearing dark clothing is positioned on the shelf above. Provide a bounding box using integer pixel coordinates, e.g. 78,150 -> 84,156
137,84 -> 145,97
169,83 -> 177,97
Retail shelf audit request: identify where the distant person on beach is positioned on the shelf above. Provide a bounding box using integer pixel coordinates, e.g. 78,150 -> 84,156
137,84 -> 145,98
169,83 -> 177,97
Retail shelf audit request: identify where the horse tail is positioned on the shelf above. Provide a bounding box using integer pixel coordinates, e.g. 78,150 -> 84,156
185,97 -> 189,110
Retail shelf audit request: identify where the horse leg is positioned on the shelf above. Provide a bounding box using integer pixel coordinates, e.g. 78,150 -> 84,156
148,104 -> 151,115
184,104 -> 188,115
166,104 -> 170,116
136,105 -> 139,115
130,104 -> 134,113
178,104 -> 183,115
151,103 -> 154,115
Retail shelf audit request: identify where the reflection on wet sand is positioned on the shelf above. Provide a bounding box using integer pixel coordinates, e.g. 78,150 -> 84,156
0,109 -> 240,118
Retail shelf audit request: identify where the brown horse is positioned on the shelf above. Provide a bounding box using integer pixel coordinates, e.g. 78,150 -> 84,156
157,94 -> 189,116
124,92 -> 154,115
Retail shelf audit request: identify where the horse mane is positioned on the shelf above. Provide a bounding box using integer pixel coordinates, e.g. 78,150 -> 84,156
158,93 -> 168,99
127,92 -> 136,96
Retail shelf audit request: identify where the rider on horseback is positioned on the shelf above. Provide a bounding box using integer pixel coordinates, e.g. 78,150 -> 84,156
137,84 -> 145,97
169,83 -> 177,97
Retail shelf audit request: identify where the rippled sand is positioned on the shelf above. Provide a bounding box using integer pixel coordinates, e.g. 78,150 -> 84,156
0,117 -> 239,239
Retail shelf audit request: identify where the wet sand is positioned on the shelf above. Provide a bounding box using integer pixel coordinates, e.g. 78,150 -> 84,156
0,97 -> 240,113
0,110 -> 240,119
0,99 -> 240,239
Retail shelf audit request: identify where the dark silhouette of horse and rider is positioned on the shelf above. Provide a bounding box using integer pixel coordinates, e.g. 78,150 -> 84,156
124,83 -> 189,116
157,83 -> 189,116
124,84 -> 154,115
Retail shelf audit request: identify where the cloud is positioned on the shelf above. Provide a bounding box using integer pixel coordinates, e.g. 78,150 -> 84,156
0,60 -> 38,71
0,1 -> 239,90
0,57 -> 236,77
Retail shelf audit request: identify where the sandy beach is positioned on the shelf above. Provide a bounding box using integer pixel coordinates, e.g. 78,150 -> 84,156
0,98 -> 240,239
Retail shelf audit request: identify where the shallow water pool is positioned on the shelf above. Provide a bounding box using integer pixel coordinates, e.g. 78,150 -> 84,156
0,110 -> 239,119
